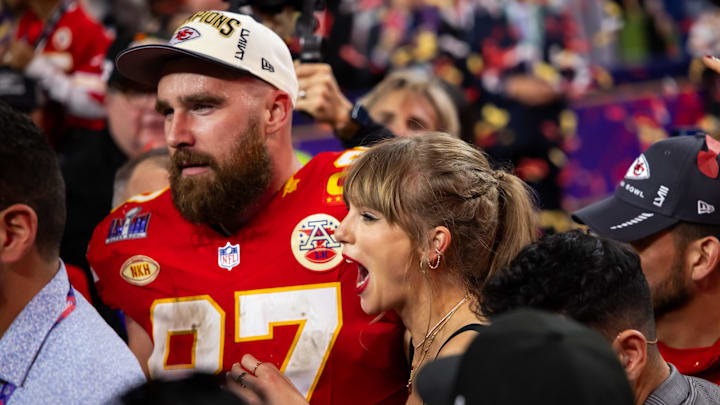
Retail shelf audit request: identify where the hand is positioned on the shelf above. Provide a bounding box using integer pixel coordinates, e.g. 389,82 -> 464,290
294,62 -> 354,132
704,55 -> 720,75
504,74 -> 560,106
5,40 -> 34,71
226,354 -> 309,405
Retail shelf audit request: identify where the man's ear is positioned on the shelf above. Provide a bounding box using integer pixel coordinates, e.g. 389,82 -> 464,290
0,204 -> 38,264
264,90 -> 292,136
611,329 -> 648,382
686,236 -> 720,283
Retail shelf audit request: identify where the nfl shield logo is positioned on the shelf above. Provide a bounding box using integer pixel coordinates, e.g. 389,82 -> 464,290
218,242 -> 240,271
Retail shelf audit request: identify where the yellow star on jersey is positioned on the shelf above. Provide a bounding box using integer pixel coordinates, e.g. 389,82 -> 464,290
282,176 -> 300,198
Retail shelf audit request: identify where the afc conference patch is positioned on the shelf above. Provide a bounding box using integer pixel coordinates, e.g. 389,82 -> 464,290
291,213 -> 343,272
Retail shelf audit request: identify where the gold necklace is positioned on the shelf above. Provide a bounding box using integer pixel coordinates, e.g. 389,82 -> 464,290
407,296 -> 467,393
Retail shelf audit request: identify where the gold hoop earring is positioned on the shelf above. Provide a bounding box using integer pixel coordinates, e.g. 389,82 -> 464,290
428,249 -> 442,270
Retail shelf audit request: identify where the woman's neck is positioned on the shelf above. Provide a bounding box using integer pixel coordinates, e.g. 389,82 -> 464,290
400,277 -> 471,353
402,277 -> 485,399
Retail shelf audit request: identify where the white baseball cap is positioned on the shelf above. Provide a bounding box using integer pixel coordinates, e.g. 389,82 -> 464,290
115,10 -> 299,106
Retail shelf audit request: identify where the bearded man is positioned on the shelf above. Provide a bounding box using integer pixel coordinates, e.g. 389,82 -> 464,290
86,11 -> 408,404
573,133 -> 720,384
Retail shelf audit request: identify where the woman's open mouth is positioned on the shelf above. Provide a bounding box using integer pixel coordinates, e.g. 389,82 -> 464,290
345,256 -> 370,295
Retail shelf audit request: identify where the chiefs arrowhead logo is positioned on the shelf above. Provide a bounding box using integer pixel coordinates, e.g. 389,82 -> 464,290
625,154 -> 650,180
169,26 -> 201,45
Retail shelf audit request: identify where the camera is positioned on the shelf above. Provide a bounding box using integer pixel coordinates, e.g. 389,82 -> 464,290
223,0 -> 325,62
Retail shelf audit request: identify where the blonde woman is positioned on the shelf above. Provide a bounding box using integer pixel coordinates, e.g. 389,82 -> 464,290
228,133 -> 537,404
295,64 -> 461,143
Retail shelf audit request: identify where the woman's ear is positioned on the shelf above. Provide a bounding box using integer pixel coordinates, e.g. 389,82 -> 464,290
425,226 -> 451,266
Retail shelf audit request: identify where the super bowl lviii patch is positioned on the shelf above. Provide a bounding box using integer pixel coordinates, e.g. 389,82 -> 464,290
106,207 -> 150,244
218,242 -> 240,271
120,255 -> 160,286
291,214 -> 343,272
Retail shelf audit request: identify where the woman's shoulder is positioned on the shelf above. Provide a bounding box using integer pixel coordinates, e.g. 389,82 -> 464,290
437,323 -> 487,357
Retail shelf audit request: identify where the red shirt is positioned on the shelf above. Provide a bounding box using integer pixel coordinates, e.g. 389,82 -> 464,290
87,150 -> 409,404
16,2 -> 110,131
659,340 -> 720,384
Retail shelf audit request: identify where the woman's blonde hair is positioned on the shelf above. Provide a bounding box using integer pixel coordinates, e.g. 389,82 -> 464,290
359,69 -> 461,138
343,133 -> 537,302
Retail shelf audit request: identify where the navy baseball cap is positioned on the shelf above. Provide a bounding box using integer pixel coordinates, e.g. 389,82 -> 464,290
573,134 -> 720,243
415,310 -> 633,405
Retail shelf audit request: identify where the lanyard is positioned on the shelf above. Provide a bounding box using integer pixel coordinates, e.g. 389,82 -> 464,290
0,286 -> 76,404
28,0 -> 73,51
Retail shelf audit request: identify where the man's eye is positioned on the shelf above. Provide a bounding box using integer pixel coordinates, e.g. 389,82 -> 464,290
194,104 -> 214,112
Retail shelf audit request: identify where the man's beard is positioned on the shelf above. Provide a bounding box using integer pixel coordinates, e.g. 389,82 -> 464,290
651,251 -> 692,317
169,120 -> 272,227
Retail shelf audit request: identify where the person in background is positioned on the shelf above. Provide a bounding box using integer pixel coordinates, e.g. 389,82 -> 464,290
295,63 -> 461,147
481,230 -> 720,404
112,148 -> 170,209
0,102 -> 145,404
415,310 -> 634,405
3,0 -> 111,143
573,134 -> 720,385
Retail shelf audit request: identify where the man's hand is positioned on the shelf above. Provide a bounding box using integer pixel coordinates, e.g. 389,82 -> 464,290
226,354 -> 309,405
5,40 -> 34,71
295,62 -> 354,132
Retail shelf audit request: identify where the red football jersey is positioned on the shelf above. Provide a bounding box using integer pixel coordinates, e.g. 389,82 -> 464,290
659,341 -> 720,385
87,150 -> 409,404
16,2 -> 110,130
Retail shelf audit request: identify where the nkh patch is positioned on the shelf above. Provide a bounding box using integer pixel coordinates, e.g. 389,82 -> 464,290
218,242 -> 240,271
106,207 -> 151,244
120,255 -> 160,286
625,154 -> 650,180
169,26 -> 201,45
291,214 -> 343,272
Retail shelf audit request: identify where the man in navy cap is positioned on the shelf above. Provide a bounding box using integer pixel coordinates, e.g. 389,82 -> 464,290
573,133 -> 720,384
